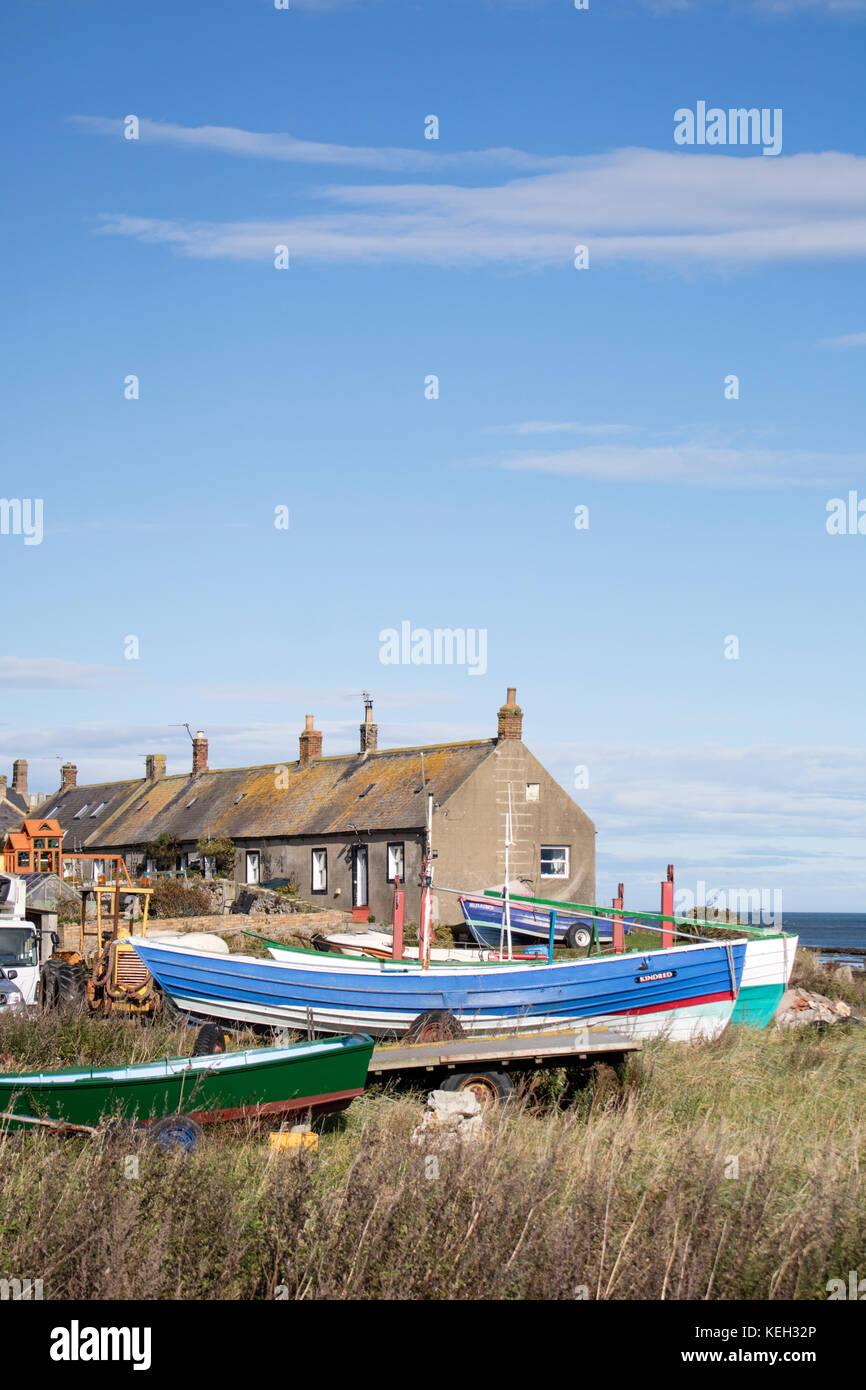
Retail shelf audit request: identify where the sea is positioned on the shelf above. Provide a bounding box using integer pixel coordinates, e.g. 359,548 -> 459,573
747,912 -> 866,969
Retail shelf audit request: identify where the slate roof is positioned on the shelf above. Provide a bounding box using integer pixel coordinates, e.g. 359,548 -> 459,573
39,741 -> 497,851
0,787 -> 29,836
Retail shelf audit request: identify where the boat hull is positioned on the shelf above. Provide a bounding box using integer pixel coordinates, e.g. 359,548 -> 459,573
132,938 -> 748,1043
459,896 -> 622,947
0,1035 -> 374,1130
730,934 -> 798,1028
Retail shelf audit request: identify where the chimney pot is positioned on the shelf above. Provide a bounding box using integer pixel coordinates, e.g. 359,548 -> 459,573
61,762 -> 78,790
497,687 -> 523,742
192,731 -> 209,776
299,716 -> 322,766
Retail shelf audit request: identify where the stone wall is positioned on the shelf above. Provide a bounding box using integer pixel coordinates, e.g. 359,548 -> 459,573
59,909 -> 353,953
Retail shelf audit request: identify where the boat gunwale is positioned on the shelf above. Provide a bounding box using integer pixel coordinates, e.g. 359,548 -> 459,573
0,1034 -> 374,1090
212,935 -> 752,975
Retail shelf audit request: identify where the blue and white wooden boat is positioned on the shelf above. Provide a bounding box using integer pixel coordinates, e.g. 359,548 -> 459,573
131,936 -> 748,1043
458,894 -> 635,951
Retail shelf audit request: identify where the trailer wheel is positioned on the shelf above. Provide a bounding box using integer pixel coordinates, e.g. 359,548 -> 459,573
193,1024 -> 227,1056
148,1114 -> 203,1154
565,925 -> 591,950
406,1009 -> 465,1044
440,1070 -> 514,1106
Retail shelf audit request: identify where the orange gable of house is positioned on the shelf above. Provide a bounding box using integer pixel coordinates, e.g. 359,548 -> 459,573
21,819 -> 62,837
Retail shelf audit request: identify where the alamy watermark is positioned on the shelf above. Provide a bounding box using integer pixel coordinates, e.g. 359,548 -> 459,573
0,497 -> 43,545
674,880 -> 782,927
0,1276 -> 43,1300
826,492 -> 866,535
674,103 -> 782,157
379,622 -> 488,676
50,1322 -> 151,1370
826,1270 -> 866,1299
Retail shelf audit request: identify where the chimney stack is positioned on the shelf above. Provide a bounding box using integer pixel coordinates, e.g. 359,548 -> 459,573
0,774 -> 6,800
60,762 -> 78,790
192,730 -> 209,776
496,687 -> 523,741
12,759 -> 28,798
360,694 -> 378,755
145,754 -> 167,781
298,714 -> 323,766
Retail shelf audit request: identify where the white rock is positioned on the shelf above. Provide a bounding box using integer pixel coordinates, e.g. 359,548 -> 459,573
426,1089 -> 481,1119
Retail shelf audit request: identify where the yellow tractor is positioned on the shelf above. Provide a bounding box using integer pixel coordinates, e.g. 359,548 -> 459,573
41,876 -> 158,1018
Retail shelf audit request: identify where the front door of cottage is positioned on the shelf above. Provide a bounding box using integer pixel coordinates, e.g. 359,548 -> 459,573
352,846 -> 368,908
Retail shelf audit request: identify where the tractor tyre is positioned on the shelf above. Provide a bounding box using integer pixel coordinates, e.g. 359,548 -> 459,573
193,1024 -> 227,1056
405,1009 -> 466,1044
39,958 -> 86,1012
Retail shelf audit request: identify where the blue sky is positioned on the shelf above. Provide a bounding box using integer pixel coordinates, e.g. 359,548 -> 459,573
2,0 -> 865,909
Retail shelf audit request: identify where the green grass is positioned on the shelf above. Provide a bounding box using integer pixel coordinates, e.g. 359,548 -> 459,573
1,950 -> 864,1300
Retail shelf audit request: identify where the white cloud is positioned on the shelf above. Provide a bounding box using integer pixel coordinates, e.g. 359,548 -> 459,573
483,421 -> 634,437
72,116 -> 566,175
466,440 -> 863,486
640,0 -> 866,11
93,146 -> 866,270
0,658 -> 125,691
818,331 -> 866,348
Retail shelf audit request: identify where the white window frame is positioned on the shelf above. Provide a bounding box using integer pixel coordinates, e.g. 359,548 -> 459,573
525,783 -> 540,802
386,842 -> 404,884
203,854 -> 216,880
311,848 -> 327,894
245,851 -> 260,884
540,845 -> 569,879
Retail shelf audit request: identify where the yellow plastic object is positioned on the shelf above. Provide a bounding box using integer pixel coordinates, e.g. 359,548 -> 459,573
269,1131 -> 318,1152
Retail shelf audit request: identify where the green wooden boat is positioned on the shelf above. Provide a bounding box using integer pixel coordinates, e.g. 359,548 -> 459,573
0,1033 -> 374,1132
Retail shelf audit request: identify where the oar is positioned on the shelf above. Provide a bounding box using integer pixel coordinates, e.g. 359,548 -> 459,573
0,1110 -> 99,1135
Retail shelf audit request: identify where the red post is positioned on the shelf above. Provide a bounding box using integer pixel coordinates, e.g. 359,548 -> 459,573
392,875 -> 405,960
660,864 -> 674,949
612,882 -> 624,954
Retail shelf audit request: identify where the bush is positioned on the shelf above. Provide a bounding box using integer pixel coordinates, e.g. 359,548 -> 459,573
149,880 -> 215,920
195,836 -> 235,877
141,832 -> 181,871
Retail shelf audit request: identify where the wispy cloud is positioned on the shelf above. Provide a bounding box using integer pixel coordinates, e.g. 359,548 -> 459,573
466,440 -> 863,487
818,330 -> 866,348
72,116 -> 568,175
92,146 -> 866,271
483,421 -> 634,437
541,740 -> 866,841
0,658 -> 126,691
639,0 -> 866,12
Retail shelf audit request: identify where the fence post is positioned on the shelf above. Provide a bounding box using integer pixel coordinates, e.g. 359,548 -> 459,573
392,876 -> 404,960
660,865 -> 674,949
612,883 -> 624,954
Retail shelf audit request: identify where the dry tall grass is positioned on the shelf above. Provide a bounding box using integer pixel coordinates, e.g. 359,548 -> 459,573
1,991 -> 865,1300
